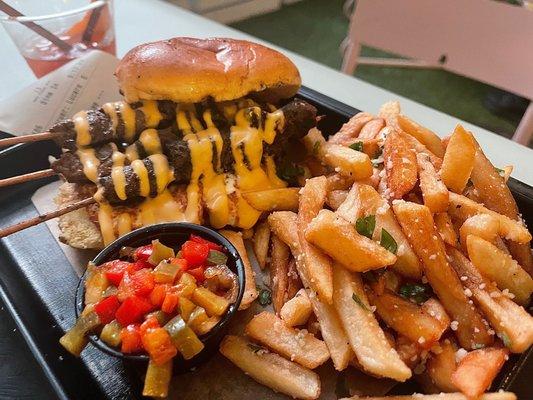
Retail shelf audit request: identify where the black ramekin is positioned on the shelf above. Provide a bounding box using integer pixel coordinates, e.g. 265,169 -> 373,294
74,222 -> 245,372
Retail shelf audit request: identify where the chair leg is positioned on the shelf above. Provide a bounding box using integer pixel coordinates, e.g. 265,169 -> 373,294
512,101 -> 533,146
341,38 -> 361,75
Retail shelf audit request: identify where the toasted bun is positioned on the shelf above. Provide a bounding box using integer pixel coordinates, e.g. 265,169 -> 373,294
55,183 -> 103,250
115,37 -> 301,104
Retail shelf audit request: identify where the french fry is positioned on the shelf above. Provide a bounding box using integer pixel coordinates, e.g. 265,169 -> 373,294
434,212 -> 458,247
501,165 -> 513,182
448,192 -> 532,244
397,130 -> 442,171
392,201 -> 493,349
242,188 -> 300,212
297,176 -> 333,303
368,289 -> 447,348
447,246 -> 533,353
280,289 -> 313,327
245,311 -> 330,369
424,339 -> 458,393
416,153 -> 448,213
383,129 -> 418,200
329,112 -> 374,144
219,335 -> 321,400
308,293 -> 353,371
379,101 -> 401,131
306,209 -> 397,272
326,172 -> 355,191
439,125 -> 476,193
397,114 -> 445,157
470,145 -> 518,219
451,347 -> 508,399
466,235 -> 533,305
359,118 -> 386,139
304,128 -> 373,179
395,335 -> 424,369
339,393 -> 517,400
326,189 -> 348,210
332,264 -> 411,381
220,230 -> 258,309
286,258 -> 303,300
468,145 -> 533,274
336,183 -> 422,279
421,298 -> 451,331
252,222 -> 270,269
270,234 -> 290,314
459,214 -> 500,250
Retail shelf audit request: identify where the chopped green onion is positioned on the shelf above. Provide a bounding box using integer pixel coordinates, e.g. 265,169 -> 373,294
257,288 -> 272,306
312,141 -> 321,155
349,141 -> 364,152
356,215 -> 376,239
380,228 -> 398,254
207,249 -> 228,265
352,293 -> 370,311
499,332 -> 512,348
472,343 -> 486,350
399,283 -> 430,304
247,342 -> 264,353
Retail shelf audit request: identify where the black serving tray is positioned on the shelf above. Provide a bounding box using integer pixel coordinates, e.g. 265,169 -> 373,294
0,86 -> 531,399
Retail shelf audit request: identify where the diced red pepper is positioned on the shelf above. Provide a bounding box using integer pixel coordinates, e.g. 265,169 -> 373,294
170,257 -> 188,272
181,240 -> 209,266
134,245 -> 153,262
188,266 -> 205,283
115,295 -> 153,326
103,260 -> 135,286
94,295 -> 120,324
140,315 -> 161,336
190,234 -> 223,252
149,284 -> 169,307
133,259 -> 153,270
141,327 -> 177,365
118,269 -> 155,300
120,324 -> 143,353
161,291 -> 179,314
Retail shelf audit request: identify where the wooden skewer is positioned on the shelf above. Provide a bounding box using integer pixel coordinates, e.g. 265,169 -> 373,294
0,131 -> 61,148
0,197 -> 96,238
0,169 -> 56,188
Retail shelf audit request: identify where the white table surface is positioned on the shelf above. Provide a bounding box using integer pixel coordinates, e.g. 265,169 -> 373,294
1,0 -> 531,185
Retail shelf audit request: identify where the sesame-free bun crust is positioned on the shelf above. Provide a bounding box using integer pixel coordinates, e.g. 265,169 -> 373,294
115,37 -> 301,103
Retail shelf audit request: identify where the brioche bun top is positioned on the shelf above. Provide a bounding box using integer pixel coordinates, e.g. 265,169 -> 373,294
115,37 -> 302,104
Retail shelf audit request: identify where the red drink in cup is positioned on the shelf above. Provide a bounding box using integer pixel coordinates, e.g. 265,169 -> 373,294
1,0 -> 116,78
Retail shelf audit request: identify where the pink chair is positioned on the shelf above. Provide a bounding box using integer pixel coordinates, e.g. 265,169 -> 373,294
341,0 -> 533,145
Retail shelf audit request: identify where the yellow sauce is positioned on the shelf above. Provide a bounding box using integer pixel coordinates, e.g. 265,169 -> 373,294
139,190 -> 185,226
125,145 -> 140,162
95,100 -> 288,240
139,100 -> 162,127
131,159 -> 150,197
73,111 -> 91,147
118,102 -> 137,142
117,213 -> 132,236
110,150 -> 127,201
76,148 -> 100,183
102,102 -> 119,131
98,203 -> 116,245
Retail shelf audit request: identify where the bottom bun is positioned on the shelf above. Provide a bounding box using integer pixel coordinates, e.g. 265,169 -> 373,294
55,182 -> 104,250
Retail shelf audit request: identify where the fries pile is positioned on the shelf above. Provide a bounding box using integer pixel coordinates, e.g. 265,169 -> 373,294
219,102 -> 533,400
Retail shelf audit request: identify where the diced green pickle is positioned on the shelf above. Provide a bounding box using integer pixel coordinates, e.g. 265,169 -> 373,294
206,249 -> 228,265
143,359 -> 173,398
148,240 -> 175,265
146,310 -> 170,326
153,261 -> 181,284
164,315 -> 204,360
85,262 -> 109,305
60,311 -> 100,356
100,320 -> 122,347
